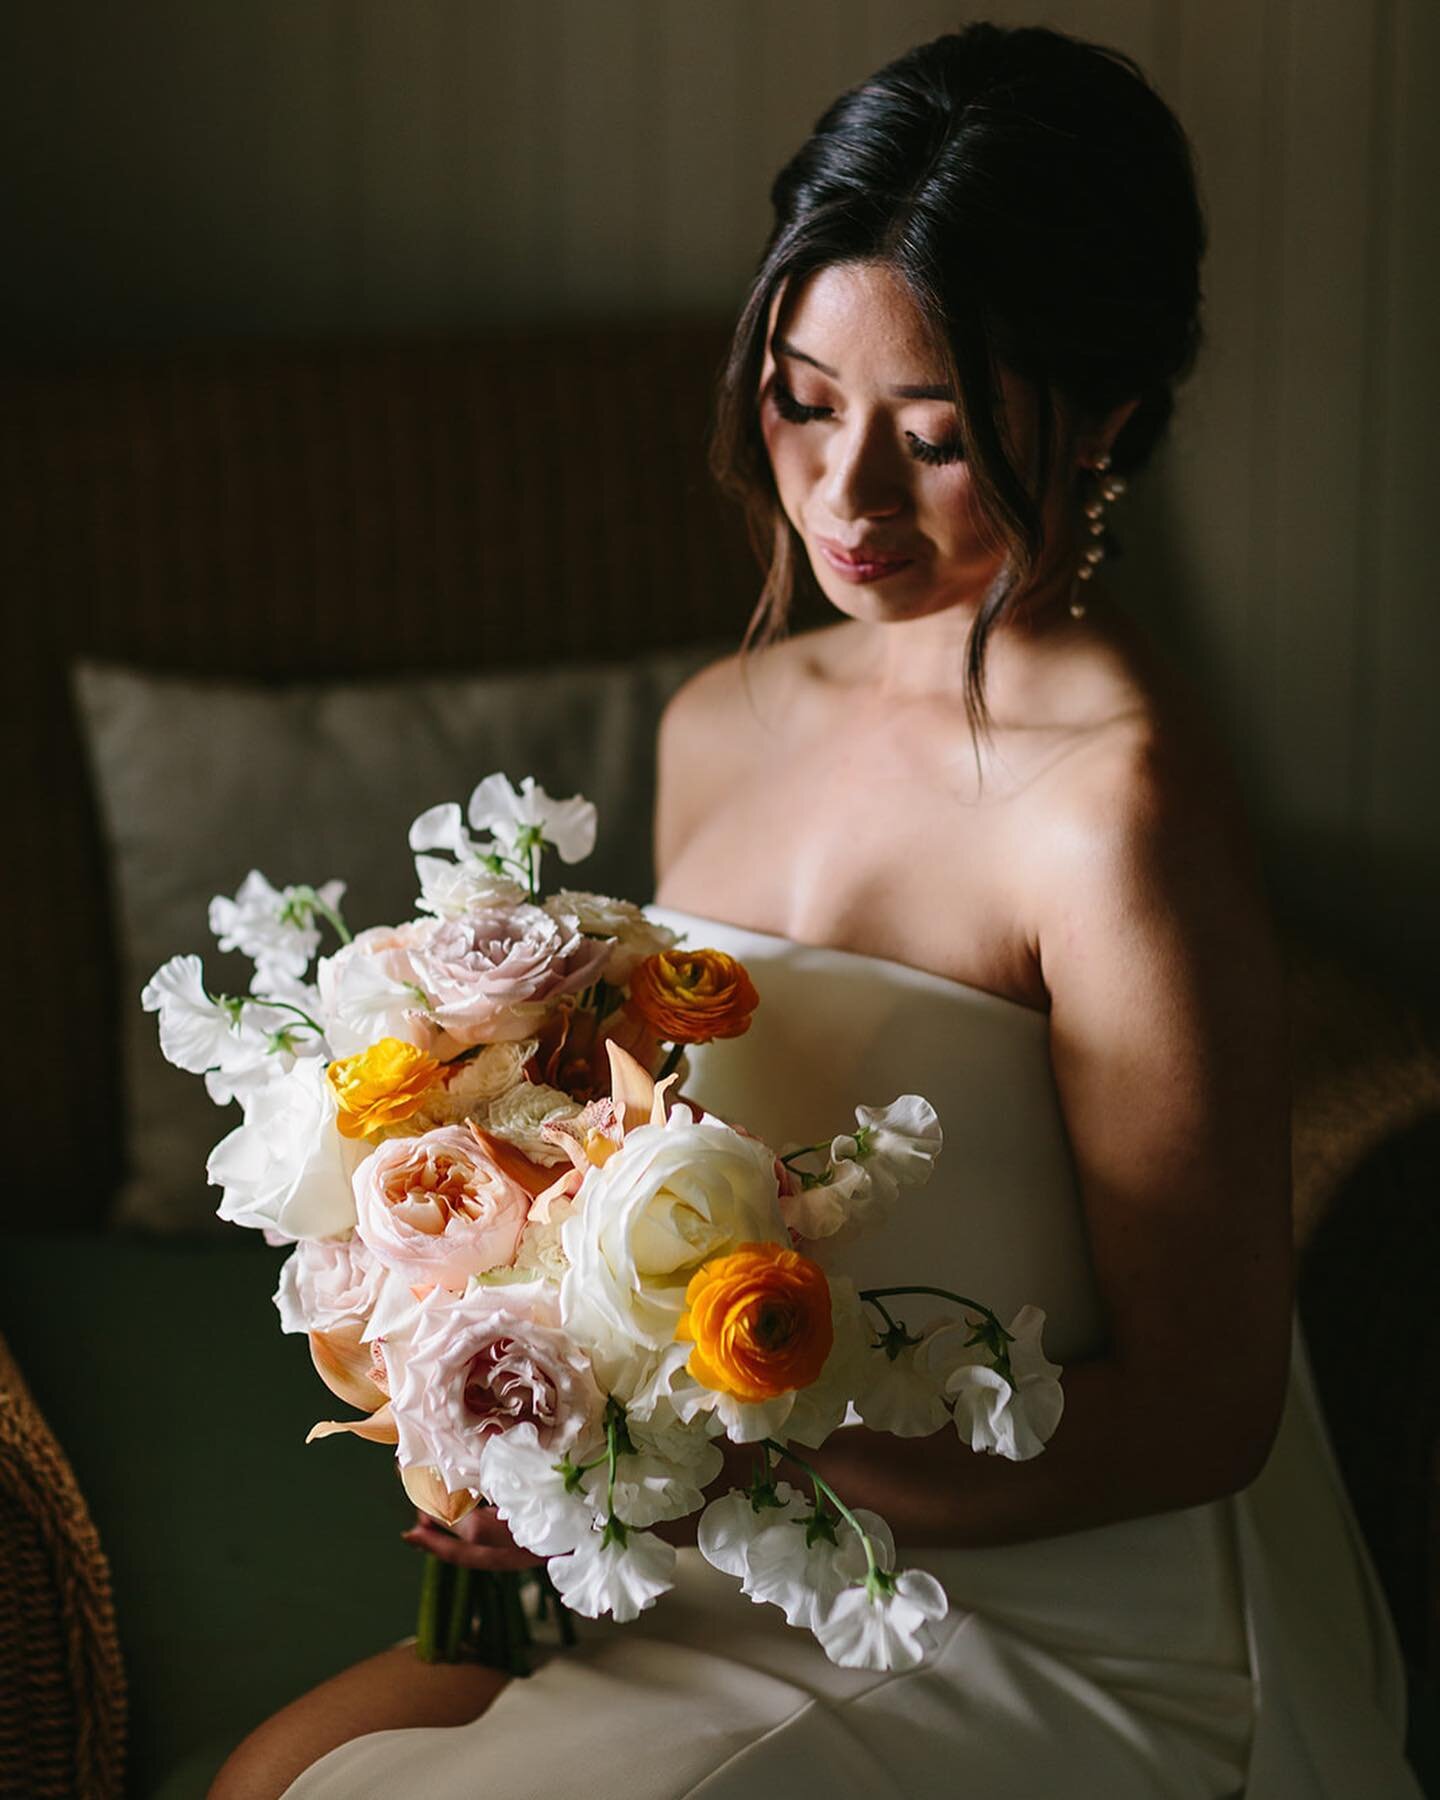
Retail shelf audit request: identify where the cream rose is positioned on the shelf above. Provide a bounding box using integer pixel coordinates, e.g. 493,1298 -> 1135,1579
315,920 -> 440,1058
354,1125 -> 531,1289
544,891 -> 678,985
560,1107 -> 786,1383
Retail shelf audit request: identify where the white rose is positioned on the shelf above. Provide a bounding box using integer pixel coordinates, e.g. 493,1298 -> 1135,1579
545,891 -> 678,984
207,1058 -> 366,1240
559,1108 -> 786,1385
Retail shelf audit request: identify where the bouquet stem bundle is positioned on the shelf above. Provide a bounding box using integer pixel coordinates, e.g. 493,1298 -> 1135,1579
414,1554 -> 575,1672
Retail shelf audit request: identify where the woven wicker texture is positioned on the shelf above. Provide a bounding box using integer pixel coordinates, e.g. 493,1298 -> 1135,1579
0,1332 -> 126,1798
0,325 -> 755,1224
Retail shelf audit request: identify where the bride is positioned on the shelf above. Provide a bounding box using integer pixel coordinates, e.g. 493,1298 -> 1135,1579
214,23 -> 1418,1799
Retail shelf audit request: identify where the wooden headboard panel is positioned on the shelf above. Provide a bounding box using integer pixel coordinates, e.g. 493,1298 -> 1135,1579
0,323 -> 758,1223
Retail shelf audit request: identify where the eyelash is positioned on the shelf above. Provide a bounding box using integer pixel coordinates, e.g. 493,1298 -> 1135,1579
770,375 -> 967,467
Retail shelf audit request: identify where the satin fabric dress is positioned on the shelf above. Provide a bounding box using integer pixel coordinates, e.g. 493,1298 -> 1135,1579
283,907 -> 1419,1799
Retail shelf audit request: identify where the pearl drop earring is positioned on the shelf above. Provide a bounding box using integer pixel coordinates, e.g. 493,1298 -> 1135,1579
1068,452 -> 1128,618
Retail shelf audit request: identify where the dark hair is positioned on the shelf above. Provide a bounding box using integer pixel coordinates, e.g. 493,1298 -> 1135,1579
710,22 -> 1205,743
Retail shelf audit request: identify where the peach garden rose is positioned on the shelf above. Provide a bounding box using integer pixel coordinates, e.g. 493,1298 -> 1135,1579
354,1124 -> 532,1291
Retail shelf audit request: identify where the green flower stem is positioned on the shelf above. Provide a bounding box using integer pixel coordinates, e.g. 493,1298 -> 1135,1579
245,995 -> 327,1037
443,1564 -> 474,1661
414,1550 -> 453,1663
538,1566 -> 579,1647
866,1295 -> 902,1336
761,1438 -> 882,1588
310,893 -> 353,947
860,1284 -> 1009,1338
778,1139 -> 831,1168
605,1409 -> 621,1520
657,1042 -> 685,1082
501,1570 -> 534,1677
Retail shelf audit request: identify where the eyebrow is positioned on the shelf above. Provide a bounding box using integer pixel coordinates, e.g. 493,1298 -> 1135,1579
772,335 -> 955,402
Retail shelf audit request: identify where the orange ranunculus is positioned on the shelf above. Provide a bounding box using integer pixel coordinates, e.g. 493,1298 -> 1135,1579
326,1037 -> 441,1139
625,949 -> 759,1046
677,1242 -> 833,1403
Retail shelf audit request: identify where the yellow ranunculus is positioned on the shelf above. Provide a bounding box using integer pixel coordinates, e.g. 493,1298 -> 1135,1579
677,1242 -> 833,1403
326,1037 -> 441,1140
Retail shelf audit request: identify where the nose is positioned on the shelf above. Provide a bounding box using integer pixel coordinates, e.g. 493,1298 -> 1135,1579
820,411 -> 905,522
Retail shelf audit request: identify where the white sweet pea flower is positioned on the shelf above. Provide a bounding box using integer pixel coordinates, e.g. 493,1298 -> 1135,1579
696,1480 -> 812,1582
814,1568 -> 949,1671
478,1428 -> 601,1557
409,801 -> 479,861
776,1154 -> 867,1241
781,1096 -> 942,1244
142,955 -> 243,1073
547,1522 -> 676,1623
852,1312 -> 959,1438
409,805 -> 528,917
581,1411 -> 724,1528
743,1502 -> 896,1632
466,773 -> 597,867
938,1304 -> 1064,1461
209,870 -> 346,985
207,1057 -> 366,1240
825,1095 -> 942,1232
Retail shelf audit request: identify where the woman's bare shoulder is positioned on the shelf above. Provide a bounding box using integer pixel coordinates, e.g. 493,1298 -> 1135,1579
654,627 -> 849,875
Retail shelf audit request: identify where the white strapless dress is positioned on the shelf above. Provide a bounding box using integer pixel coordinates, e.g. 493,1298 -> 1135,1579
284,908 -> 1420,1800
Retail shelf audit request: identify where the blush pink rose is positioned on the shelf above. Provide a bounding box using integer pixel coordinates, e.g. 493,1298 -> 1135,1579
388,1284 -> 603,1494
354,1125 -> 531,1290
273,1233 -> 387,1335
408,901 -> 611,1047
315,919 -> 441,1057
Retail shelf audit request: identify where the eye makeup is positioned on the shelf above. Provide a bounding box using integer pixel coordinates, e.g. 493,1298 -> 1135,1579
769,373 -> 966,466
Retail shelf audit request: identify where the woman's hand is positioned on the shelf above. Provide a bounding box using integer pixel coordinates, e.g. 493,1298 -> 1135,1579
402,1505 -> 547,1573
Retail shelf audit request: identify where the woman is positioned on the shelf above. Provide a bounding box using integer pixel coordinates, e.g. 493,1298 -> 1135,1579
216,24 -> 1418,1798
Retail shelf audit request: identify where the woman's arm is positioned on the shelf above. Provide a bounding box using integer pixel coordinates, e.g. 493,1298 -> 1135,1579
794,725 -> 1294,1548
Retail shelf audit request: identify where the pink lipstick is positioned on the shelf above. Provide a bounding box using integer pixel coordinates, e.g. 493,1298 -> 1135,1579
816,537 -> 915,584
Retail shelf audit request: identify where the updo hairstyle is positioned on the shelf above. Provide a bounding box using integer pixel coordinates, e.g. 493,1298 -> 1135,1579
710,22 -> 1205,740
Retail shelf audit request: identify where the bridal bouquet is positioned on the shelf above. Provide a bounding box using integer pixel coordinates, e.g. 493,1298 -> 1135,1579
142,773 -> 1064,1675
